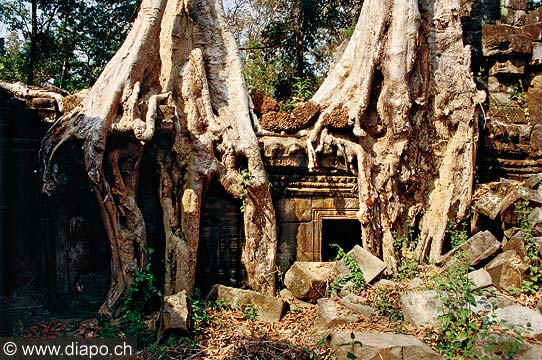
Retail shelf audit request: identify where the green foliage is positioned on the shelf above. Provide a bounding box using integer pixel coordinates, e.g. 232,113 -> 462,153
516,200 -> 541,295
292,76 -> 317,101
0,33 -> 26,82
303,334 -> 329,360
188,288 -> 211,334
427,252 -> 523,360
279,100 -> 297,112
509,80 -> 530,122
241,303 -> 258,321
429,251 -> 481,359
124,248 -> 162,314
243,41 -> 290,96
373,287 -> 404,324
302,346 -> 321,359
337,332 -> 362,360
505,287 -> 521,297
119,310 -> 153,345
146,334 -> 200,359
327,274 -> 348,295
392,223 -> 419,280
482,334 -> 523,360
238,167 -> 252,213
97,248 -> 162,347
0,0 -> 139,91
119,248 -> 162,346
210,299 -> 230,309
96,316 -> 118,339
329,243 -> 366,294
233,0 -> 362,100
447,222 -> 468,250
277,76 -> 318,112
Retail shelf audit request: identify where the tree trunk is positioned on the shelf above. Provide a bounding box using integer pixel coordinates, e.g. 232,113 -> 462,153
27,0 -> 38,85
40,0 -> 485,315
40,0 -> 277,317
306,0 -> 485,269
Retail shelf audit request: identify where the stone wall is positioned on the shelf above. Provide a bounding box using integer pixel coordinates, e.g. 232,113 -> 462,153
197,185 -> 246,295
1,87 -> 55,333
0,87 -> 110,334
2,1 -> 541,331
260,136 -> 361,271
462,0 -> 542,181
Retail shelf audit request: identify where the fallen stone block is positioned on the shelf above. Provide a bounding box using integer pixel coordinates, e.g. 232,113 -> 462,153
401,291 -> 444,328
504,235 -> 542,257
374,279 -> 398,288
501,0 -> 528,11
207,285 -> 286,322
468,268 -> 493,290
485,250 -> 525,291
494,305 -> 542,340
473,331 -> 542,360
337,280 -> 357,298
157,291 -> 190,341
478,287 -> 517,309
473,183 -> 515,220
531,208 -> 542,233
532,41 -> 542,65
471,295 -> 496,315
278,288 -> 314,309
437,230 -> 501,267
532,237 -> 542,253
336,245 -> 387,284
314,298 -> 358,329
401,291 -> 499,328
525,173 -> 542,189
489,59 -> 525,76
473,181 -> 542,223
503,232 -> 528,259
500,192 -> 542,226
482,23 -> 542,56
328,332 -> 442,360
340,295 -> 374,317
284,262 -> 335,302
407,277 -> 424,290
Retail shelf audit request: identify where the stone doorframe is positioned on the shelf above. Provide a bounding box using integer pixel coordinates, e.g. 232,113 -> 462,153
312,208 -> 360,261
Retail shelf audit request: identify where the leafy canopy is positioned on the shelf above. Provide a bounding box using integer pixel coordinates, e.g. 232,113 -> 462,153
0,0 -> 139,92
227,0 -> 362,100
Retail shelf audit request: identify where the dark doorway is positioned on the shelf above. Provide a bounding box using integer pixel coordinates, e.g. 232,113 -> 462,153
321,219 -> 361,261
196,182 -> 246,295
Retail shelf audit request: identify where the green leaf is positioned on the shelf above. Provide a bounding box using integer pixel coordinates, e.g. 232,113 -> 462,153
456,332 -> 468,342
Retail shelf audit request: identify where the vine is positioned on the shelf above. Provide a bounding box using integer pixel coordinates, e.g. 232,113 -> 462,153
328,244 -> 366,294
516,200 -> 541,295
238,167 -> 252,213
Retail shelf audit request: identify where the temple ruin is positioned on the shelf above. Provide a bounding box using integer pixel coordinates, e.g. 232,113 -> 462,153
1,0 -> 541,332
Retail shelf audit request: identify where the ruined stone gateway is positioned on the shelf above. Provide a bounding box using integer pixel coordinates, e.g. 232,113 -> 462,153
1,0 -> 542,328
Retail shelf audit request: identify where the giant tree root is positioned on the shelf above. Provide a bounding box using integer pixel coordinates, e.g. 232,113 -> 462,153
41,0 -> 277,317
305,0 -> 485,269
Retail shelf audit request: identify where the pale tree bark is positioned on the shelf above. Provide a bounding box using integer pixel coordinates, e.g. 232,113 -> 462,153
306,0 -> 485,269
0,81 -> 67,113
40,0 -> 277,317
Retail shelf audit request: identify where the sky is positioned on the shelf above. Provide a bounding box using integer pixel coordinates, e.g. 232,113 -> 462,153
223,0 -> 235,10
0,0 -> 235,38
